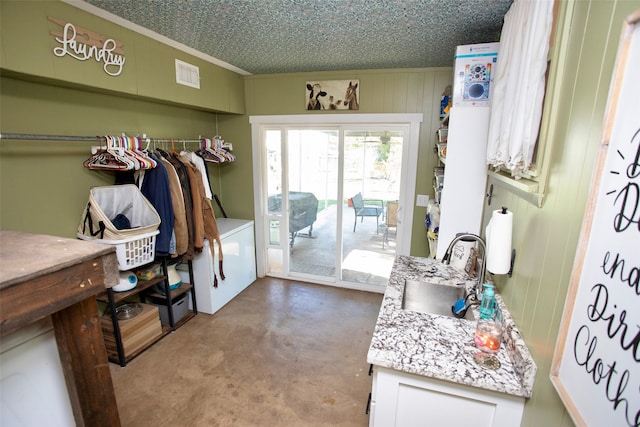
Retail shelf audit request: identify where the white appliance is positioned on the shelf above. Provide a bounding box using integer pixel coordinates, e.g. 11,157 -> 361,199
0,318 -> 75,427
178,218 -> 256,315
436,42 -> 499,259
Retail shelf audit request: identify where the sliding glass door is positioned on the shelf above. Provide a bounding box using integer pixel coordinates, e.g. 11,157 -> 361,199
341,130 -> 403,287
251,114 -> 422,292
288,130 -> 340,279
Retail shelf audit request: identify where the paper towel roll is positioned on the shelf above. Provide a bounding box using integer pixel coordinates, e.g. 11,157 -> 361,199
485,208 -> 513,274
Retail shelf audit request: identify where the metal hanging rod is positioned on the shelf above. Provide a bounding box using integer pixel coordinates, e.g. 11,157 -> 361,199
0,132 -> 209,144
1,133 -> 99,142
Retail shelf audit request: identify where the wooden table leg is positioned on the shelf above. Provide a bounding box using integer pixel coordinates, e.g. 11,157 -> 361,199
51,297 -> 121,427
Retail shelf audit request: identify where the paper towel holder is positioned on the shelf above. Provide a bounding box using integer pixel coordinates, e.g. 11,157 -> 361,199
502,207 -> 515,276
487,206 -> 515,277
486,184 -> 494,206
508,249 -> 516,277
488,249 -> 516,277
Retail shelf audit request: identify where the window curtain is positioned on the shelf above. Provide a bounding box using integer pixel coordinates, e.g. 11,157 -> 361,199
486,0 -> 555,177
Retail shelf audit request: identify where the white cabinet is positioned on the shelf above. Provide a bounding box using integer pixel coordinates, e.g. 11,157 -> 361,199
369,366 -> 525,427
0,319 -> 75,427
436,43 -> 499,259
178,218 -> 256,315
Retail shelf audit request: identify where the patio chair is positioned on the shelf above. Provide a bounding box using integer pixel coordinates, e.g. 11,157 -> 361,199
349,192 -> 383,233
383,201 -> 398,248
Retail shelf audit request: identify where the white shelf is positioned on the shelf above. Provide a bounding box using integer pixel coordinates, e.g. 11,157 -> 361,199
488,170 -> 543,207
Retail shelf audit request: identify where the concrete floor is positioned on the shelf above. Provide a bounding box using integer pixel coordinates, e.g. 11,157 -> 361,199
289,204 -> 397,288
110,277 -> 383,426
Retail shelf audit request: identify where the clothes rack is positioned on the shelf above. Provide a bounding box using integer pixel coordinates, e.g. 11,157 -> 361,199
0,132 -> 206,145
1,132 -> 231,217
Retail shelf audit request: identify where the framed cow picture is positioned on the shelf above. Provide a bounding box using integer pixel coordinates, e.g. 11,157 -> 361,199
305,80 -> 359,111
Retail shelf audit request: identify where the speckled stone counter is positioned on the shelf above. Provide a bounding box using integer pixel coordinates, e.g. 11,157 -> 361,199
367,255 -> 536,398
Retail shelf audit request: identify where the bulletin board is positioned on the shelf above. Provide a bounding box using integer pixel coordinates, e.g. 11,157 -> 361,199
550,11 -> 640,427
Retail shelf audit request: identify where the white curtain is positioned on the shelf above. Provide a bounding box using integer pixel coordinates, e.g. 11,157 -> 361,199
486,0 -> 555,177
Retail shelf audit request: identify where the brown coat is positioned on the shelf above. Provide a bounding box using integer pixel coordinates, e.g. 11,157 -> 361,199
180,158 -> 223,272
159,156 -> 188,256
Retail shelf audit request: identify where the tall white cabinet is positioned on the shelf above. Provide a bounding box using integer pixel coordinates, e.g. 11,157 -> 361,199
436,43 -> 499,258
179,218 -> 256,315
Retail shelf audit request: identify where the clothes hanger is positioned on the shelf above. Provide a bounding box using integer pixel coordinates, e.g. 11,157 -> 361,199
213,136 -> 236,162
198,137 -> 222,163
208,140 -> 225,163
128,136 -> 156,169
109,136 -> 136,170
83,136 -> 131,170
171,138 -> 181,157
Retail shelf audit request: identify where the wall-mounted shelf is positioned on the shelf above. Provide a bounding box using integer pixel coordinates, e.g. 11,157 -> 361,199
487,170 -> 543,208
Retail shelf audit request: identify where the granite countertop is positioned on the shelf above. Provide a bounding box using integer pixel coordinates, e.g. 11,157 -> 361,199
367,255 -> 536,398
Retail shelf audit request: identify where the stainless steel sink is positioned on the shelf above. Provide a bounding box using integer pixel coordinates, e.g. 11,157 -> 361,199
401,279 -> 473,320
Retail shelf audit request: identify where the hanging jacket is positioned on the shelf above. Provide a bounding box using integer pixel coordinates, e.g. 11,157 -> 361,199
137,154 -> 174,257
113,157 -> 173,257
180,157 -> 205,251
179,157 -> 225,281
159,156 -> 188,256
159,149 -> 195,260
181,151 -> 213,200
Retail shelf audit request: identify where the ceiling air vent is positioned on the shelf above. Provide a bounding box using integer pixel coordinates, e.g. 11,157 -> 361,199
175,59 -> 200,89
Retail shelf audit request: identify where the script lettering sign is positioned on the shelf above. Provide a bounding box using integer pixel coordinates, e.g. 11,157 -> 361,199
48,17 -> 125,76
551,12 -> 640,427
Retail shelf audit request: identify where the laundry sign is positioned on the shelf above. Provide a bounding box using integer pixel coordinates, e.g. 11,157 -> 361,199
48,17 -> 125,76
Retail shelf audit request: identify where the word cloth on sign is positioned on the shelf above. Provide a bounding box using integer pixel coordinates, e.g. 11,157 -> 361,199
50,19 -> 125,77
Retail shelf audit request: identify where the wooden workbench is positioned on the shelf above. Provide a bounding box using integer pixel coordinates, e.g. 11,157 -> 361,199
0,230 -> 121,427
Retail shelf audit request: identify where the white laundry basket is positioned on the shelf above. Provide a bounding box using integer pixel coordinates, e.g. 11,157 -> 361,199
77,185 -> 161,270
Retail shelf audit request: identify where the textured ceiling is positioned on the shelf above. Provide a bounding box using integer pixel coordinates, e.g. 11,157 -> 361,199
80,0 -> 512,75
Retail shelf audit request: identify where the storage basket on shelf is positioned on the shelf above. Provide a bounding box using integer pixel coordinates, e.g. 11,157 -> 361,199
77,185 -> 161,270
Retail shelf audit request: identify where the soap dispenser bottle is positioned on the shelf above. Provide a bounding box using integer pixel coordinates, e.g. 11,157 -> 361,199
474,284 -> 501,353
478,284 -> 495,319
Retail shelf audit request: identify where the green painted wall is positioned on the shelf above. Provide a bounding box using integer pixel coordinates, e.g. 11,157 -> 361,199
0,0 -> 245,237
208,114 -> 257,221
0,0 -> 244,113
232,68 -> 453,256
483,1 -> 640,426
0,76 -> 224,236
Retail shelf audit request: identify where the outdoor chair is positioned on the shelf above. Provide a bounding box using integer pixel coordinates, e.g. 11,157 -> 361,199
383,201 -> 398,248
349,192 -> 383,233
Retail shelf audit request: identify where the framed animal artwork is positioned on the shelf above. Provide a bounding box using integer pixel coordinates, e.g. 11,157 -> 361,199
305,80 -> 359,111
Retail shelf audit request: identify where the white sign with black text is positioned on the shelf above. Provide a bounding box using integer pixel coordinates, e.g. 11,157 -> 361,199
551,12 -> 640,427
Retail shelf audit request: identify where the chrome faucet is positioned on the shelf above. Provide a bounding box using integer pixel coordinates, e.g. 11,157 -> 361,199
442,233 -> 487,302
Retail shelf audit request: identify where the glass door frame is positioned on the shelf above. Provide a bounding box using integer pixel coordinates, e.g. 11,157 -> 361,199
250,113 -> 423,291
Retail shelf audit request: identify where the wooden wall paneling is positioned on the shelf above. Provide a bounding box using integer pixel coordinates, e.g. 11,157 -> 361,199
390,73 -> 409,112
405,72 -> 423,112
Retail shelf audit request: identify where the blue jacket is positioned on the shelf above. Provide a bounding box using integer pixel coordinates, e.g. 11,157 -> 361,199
139,153 -> 174,257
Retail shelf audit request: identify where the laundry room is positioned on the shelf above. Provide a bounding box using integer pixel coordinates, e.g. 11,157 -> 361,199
1,1 -> 638,426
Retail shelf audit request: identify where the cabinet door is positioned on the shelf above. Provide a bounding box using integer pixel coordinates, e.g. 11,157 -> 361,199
372,367 -> 524,427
